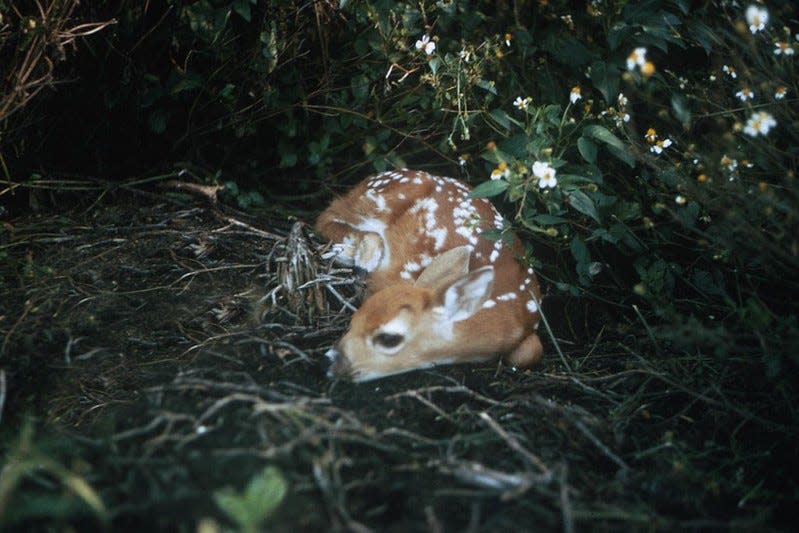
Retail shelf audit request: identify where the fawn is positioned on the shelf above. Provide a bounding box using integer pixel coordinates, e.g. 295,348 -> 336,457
316,169 -> 543,381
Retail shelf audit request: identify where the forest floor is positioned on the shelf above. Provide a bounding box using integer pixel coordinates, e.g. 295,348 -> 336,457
0,190 -> 791,531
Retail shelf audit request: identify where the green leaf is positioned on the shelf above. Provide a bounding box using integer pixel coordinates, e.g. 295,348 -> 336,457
244,466 -> 287,519
671,93 -> 691,126
532,214 -> 567,224
676,201 -> 700,228
170,77 -> 202,95
279,152 -> 297,168
607,144 -> 636,168
589,61 -> 619,104
232,0 -> 253,22
583,125 -> 624,151
213,466 -> 287,530
693,269 -> 727,298
499,134 -> 528,158
476,79 -> 497,95
470,179 -> 509,198
570,236 -> 592,286
581,129 -> 633,172
219,83 -> 235,99
428,56 -> 441,75
577,137 -> 598,164
567,190 -> 601,223
214,492 -> 251,528
488,108 -> 511,131
148,109 -> 168,134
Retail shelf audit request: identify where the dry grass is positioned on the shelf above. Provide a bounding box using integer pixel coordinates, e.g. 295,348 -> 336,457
0,189 -> 795,531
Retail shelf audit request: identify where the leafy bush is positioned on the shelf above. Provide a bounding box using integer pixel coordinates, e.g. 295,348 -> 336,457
346,0 -> 799,386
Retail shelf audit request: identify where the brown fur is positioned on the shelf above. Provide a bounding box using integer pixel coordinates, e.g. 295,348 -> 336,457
317,170 -> 543,380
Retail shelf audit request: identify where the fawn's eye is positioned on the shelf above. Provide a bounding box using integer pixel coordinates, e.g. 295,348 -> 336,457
373,332 -> 404,350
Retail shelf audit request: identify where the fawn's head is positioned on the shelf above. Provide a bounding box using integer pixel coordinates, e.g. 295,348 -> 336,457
326,247 -> 494,381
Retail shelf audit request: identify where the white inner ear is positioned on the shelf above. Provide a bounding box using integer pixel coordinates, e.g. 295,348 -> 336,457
441,266 -> 494,322
414,245 -> 472,290
354,233 -> 384,272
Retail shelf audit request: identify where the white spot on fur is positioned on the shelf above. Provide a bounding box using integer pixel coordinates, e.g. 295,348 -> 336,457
380,316 -> 410,336
403,261 -> 422,273
482,299 -> 496,309
365,188 -> 388,211
497,292 -> 518,301
429,227 -> 448,251
526,300 -> 539,313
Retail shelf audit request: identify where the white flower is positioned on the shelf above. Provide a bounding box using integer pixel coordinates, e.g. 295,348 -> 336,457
743,111 -> 777,137
775,86 -> 788,99
745,5 -> 768,34
735,88 -> 754,101
532,161 -> 557,189
626,47 -> 647,71
617,93 -> 628,107
415,35 -> 436,55
569,86 -> 582,104
774,42 -> 795,56
513,96 -> 531,110
722,65 -> 737,79
650,138 -> 673,155
490,162 -> 510,180
721,155 -> 738,172
459,49 -> 472,62
675,195 -> 687,205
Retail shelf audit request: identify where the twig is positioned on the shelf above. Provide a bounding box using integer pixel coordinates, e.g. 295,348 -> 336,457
572,419 -> 630,472
479,412 -> 550,474
0,370 -> 6,425
632,304 -> 661,355
397,390 -> 455,423
160,179 -> 224,203
537,303 -> 572,372
442,460 -> 552,495
386,385 -> 503,407
214,214 -> 284,239
560,463 -> 575,533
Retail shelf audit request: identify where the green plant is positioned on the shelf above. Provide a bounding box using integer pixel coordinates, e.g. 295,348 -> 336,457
214,465 -> 287,533
0,420 -> 108,527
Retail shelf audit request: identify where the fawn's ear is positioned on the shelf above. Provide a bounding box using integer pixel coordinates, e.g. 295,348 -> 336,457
353,232 -> 384,272
414,245 -> 472,290
435,266 -> 494,322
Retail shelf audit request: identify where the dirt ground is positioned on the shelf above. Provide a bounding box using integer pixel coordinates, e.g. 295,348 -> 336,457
0,190 -> 792,531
